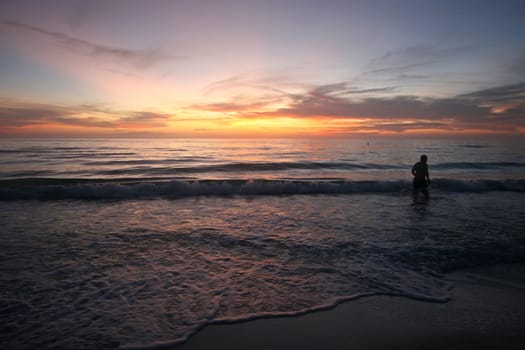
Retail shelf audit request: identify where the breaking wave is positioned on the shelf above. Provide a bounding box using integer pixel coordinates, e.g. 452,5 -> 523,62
1,178 -> 524,200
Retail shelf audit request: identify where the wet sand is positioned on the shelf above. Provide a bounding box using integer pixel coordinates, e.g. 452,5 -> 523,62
177,264 -> 525,350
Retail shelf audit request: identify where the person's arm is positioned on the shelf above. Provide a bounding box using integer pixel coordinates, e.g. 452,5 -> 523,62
425,166 -> 430,184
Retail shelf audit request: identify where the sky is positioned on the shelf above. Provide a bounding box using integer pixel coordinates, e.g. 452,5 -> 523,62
0,0 -> 524,138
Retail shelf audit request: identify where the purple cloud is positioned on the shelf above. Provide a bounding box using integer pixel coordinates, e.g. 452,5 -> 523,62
3,20 -> 180,69
0,101 -> 172,129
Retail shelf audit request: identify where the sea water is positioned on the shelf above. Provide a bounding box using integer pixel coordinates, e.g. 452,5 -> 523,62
1,138 -> 524,349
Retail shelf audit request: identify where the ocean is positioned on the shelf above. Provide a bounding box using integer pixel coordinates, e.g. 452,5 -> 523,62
1,138 -> 524,349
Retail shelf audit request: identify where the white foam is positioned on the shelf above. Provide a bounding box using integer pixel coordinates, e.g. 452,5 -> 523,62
0,178 -> 524,200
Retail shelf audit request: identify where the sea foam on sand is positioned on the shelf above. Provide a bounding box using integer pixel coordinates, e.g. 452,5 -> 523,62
176,264 -> 525,350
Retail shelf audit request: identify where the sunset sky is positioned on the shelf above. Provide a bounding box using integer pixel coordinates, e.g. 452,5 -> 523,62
1,0 -> 524,137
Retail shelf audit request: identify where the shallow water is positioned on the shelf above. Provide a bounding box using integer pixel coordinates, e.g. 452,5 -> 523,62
1,192 -> 524,349
1,138 -> 524,182
1,138 -> 524,349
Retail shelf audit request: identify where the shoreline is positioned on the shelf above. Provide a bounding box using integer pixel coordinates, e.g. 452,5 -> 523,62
175,264 -> 525,350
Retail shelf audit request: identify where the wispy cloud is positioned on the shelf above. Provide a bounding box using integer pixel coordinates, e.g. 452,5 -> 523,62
200,77 -> 397,115
507,50 -> 525,76
120,112 -> 172,127
0,100 -> 173,129
196,80 -> 525,133
2,80 -> 523,135
362,45 -> 478,82
202,69 -> 318,98
192,101 -> 277,113
458,82 -> 525,104
3,20 -> 180,69
305,82 -> 396,99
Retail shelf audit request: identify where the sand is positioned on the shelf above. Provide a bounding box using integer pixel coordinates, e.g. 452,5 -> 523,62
176,264 -> 525,350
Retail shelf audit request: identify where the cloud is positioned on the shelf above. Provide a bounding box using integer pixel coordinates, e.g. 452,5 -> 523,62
51,116 -> 115,128
202,75 -> 246,96
192,101 -> 275,113
299,84 -> 518,115
458,82 -> 525,104
306,82 -> 396,99
0,100 -> 172,129
202,70 -> 317,98
363,45 -> 478,79
199,78 -> 397,115
3,20 -> 179,69
356,120 -> 454,133
507,50 -> 525,76
119,112 -> 172,127
0,105 -> 63,127
198,81 -> 524,133
364,62 -> 430,76
456,82 -> 525,119
2,80 -> 523,135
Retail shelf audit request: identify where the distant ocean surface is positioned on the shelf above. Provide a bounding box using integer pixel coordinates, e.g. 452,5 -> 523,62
1,138 -> 525,349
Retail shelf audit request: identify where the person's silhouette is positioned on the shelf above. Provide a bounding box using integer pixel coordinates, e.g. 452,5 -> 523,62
412,154 -> 430,198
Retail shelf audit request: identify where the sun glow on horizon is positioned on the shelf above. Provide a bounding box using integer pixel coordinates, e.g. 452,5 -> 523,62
1,2 -> 524,138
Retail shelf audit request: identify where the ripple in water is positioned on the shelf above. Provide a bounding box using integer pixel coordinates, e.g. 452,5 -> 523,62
1,192 -> 524,348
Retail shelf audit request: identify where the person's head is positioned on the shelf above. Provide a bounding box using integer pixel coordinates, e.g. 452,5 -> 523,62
420,154 -> 428,163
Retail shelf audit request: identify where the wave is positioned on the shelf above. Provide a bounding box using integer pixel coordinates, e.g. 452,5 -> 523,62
0,161 -> 407,178
88,161 -> 406,175
433,161 -> 525,170
3,159 -> 525,179
457,144 -> 490,149
1,178 -> 524,200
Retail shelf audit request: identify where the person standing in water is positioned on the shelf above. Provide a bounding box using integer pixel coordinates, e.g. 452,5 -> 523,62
412,154 -> 431,198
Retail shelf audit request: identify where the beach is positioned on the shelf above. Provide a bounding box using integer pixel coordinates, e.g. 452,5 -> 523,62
2,0 -> 525,348
1,138 -> 524,349
178,264 -> 525,350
